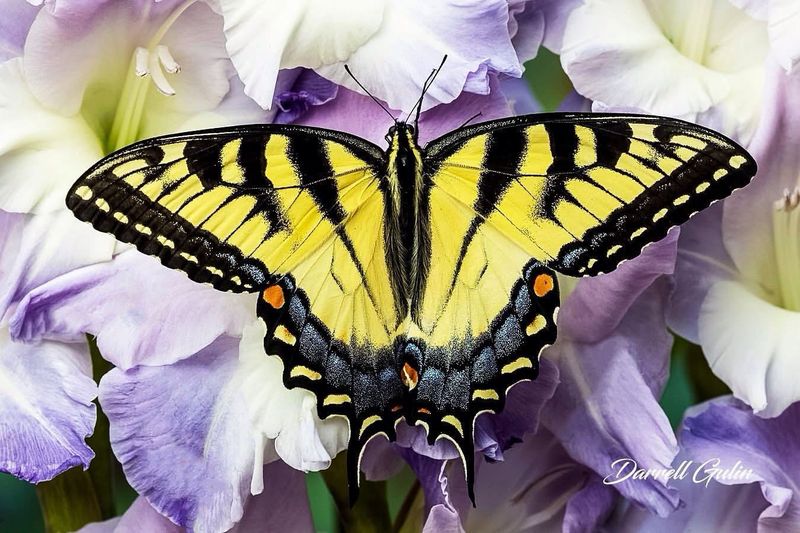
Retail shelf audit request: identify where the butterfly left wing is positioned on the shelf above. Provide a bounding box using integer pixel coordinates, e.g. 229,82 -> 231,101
67,126 -> 409,497
413,113 -> 755,496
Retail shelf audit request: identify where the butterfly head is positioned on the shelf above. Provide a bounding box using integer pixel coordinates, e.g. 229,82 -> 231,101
385,121 -> 418,147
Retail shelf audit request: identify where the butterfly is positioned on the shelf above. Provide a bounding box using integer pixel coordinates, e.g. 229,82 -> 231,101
66,90 -> 755,503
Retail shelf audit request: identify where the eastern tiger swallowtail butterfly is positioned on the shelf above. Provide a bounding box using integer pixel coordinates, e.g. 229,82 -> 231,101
66,88 -> 755,503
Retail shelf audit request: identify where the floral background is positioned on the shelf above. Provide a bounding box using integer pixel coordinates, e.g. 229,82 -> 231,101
1,0 -> 799,532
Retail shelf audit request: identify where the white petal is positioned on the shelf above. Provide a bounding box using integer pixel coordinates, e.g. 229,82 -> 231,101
236,320 -> 348,472
0,59 -> 102,213
561,0 -> 732,117
220,0 -> 385,108
315,0 -> 522,112
699,280 -> 800,417
768,0 -> 800,72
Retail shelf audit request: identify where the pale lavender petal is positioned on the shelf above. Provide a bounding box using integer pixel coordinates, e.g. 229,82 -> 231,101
274,68 -> 339,124
11,250 -> 253,369
539,0 -> 583,53
681,396 -> 800,530
0,333 -> 96,482
559,230 -> 678,344
0,210 -> 114,321
296,76 -> 510,147
100,336 -> 257,533
0,0 -> 38,60
543,280 -> 679,516
507,0 -> 545,62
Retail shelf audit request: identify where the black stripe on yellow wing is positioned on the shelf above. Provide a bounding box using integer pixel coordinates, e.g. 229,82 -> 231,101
424,113 -> 756,277
66,125 -> 385,293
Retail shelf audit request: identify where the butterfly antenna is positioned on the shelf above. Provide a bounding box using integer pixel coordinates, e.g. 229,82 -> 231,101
344,64 -> 396,122
404,68 -> 438,123
458,111 -> 483,129
410,55 -> 448,127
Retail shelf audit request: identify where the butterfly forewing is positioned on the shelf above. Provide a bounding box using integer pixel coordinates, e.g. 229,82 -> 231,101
424,113 -> 756,277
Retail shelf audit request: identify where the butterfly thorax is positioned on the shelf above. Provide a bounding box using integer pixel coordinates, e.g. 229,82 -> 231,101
383,122 -> 431,323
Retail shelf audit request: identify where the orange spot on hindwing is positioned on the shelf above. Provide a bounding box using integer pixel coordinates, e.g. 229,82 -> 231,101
401,362 -> 419,391
533,273 -> 554,297
262,285 -> 285,308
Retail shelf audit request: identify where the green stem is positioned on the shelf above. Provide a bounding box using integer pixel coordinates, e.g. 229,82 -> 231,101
321,452 -> 392,533
392,480 -> 421,533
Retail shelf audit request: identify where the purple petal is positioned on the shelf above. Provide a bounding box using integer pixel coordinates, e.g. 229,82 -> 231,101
614,455 -> 764,533
668,202 -> 738,343
100,336 -> 257,532
296,75 -> 511,147
412,428 -> 617,532
0,0 -> 38,60
543,280 -> 679,516
0,333 -> 96,482
12,250 -> 253,369
681,396 -> 800,529
559,230 -> 678,344
274,68 -> 339,124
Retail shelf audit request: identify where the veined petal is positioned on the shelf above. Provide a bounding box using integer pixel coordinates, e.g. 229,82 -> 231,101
680,396 -> 800,529
219,0 -> 385,109
11,250 -> 253,370
100,336 -> 257,533
543,280 -> 679,516
0,59 -> 103,213
237,320 -> 349,473
0,331 -> 96,482
698,280 -> 800,417
315,0 -> 522,112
